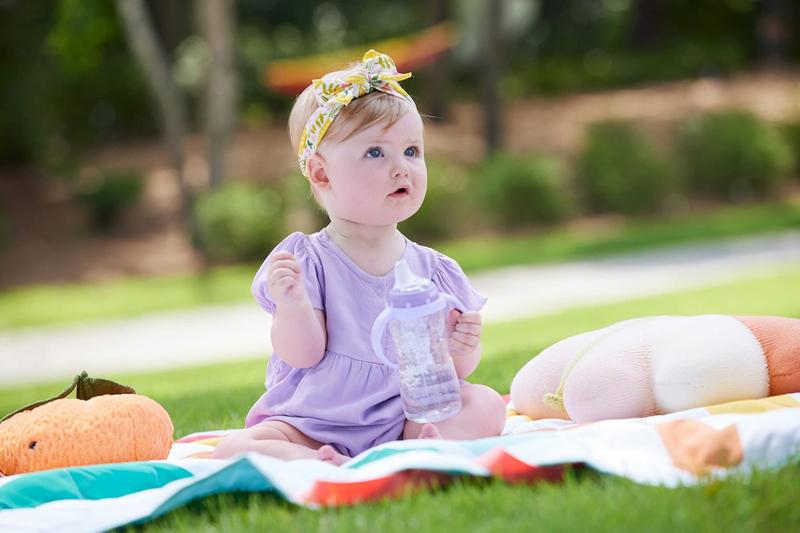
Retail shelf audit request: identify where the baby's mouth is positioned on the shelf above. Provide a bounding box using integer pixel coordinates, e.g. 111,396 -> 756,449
389,187 -> 410,198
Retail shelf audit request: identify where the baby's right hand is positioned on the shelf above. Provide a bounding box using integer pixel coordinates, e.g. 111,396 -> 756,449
267,251 -> 308,306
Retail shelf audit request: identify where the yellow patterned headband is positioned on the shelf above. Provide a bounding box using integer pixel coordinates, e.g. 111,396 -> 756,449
297,49 -> 415,177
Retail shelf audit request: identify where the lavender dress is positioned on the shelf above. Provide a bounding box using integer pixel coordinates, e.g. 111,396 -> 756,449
244,229 -> 487,457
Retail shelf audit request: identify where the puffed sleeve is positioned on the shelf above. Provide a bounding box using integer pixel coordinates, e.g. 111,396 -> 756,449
251,232 -> 325,314
431,251 -> 487,312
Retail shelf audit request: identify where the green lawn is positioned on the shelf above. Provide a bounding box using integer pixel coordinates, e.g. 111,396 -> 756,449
441,200 -> 800,273
2,269 -> 798,532
1,200 -> 798,330
126,465 -> 800,532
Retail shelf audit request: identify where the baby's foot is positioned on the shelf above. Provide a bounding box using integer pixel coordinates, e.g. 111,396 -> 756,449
317,444 -> 349,466
417,423 -> 442,439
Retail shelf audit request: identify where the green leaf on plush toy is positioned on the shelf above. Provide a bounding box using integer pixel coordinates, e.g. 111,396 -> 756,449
0,371 -> 136,424
74,372 -> 135,400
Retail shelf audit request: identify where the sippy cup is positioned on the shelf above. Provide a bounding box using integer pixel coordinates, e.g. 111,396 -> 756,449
371,260 -> 463,423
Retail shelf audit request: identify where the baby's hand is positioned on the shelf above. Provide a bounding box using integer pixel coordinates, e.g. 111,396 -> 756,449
446,309 -> 482,358
267,251 -> 308,306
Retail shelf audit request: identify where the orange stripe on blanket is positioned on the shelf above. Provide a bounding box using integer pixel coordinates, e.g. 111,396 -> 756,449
475,448 -> 568,484
305,470 -> 450,506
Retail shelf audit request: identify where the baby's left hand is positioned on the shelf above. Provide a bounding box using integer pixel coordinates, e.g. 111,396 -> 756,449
446,309 -> 482,358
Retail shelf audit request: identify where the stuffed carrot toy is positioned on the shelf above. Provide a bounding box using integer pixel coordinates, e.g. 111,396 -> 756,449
511,315 -> 800,423
0,372 -> 173,476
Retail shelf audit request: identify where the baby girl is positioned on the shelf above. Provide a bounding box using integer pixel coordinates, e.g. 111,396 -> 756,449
214,50 -> 506,465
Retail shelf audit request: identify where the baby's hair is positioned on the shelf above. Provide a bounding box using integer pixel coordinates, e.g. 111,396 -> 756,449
288,64 -> 417,157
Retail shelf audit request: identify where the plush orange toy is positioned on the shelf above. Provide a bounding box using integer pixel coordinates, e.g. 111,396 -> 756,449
0,372 -> 173,476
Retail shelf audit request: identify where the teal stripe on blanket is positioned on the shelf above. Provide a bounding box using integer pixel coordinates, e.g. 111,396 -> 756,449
345,434 -> 552,470
0,462 -> 193,510
347,446 -> 443,469
142,457 -> 282,525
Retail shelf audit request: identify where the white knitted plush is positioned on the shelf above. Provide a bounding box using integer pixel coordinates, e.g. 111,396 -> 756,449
510,315 -> 800,423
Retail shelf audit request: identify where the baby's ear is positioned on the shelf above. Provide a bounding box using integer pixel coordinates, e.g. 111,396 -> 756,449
306,154 -> 330,191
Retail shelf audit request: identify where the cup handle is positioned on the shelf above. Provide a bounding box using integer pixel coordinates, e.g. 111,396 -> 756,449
370,308 -> 397,368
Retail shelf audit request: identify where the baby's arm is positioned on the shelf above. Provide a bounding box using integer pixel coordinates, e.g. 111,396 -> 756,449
267,251 -> 327,368
447,310 -> 482,378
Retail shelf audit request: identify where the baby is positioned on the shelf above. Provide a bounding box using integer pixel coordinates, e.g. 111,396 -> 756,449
214,50 -> 506,465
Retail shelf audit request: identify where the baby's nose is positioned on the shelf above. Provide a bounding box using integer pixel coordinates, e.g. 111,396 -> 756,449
392,162 -> 409,179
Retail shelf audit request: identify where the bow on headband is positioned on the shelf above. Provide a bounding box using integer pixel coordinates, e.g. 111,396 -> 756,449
297,49 -> 415,176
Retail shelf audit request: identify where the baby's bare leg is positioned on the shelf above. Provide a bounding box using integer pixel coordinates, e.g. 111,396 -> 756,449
403,383 -> 506,440
213,420 -> 349,465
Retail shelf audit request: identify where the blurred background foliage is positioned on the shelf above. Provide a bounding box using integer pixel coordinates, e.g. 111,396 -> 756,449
74,168 -> 144,230
194,182 -> 285,261
3,0 -> 798,168
1,0 -> 800,267
677,110 -> 795,202
577,121 -> 676,216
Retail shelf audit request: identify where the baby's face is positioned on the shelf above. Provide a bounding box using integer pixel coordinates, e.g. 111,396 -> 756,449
316,107 -> 427,227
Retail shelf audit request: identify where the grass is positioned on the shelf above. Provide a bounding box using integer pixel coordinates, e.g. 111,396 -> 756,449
440,200 -> 800,273
0,200 -> 798,330
124,466 -> 800,533
1,269 -> 798,532
0,264 -> 256,331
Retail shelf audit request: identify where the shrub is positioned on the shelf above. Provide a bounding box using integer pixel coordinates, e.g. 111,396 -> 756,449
577,121 -> 676,216
75,169 -> 143,230
194,182 -> 285,262
400,159 -> 472,242
677,111 -> 794,201
281,171 -> 328,233
476,153 -> 572,227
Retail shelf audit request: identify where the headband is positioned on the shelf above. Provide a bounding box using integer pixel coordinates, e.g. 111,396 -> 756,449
297,49 -> 415,177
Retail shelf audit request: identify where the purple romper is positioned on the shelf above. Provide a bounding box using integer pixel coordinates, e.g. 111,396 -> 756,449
244,229 -> 487,457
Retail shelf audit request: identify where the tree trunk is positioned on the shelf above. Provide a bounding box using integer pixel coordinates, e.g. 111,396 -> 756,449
483,0 -> 503,156
630,0 -> 664,49
198,0 -> 238,190
114,0 -> 191,211
423,0 -> 451,121
148,0 -> 188,62
757,0 -> 791,67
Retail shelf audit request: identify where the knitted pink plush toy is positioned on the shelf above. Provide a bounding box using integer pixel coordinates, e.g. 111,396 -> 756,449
510,315 -> 800,423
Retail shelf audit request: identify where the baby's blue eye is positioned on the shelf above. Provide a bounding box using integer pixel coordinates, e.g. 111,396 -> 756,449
404,146 -> 418,157
366,147 -> 383,158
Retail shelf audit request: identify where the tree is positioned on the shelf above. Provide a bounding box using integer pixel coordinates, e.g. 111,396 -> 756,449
198,0 -> 237,190
483,0 -> 503,155
757,0 -> 792,67
629,0 -> 665,49
115,0 -> 239,248
114,0 -> 190,212
423,0 -> 451,121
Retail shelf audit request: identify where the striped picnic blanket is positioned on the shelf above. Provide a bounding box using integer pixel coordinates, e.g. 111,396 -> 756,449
1,394 -> 799,532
